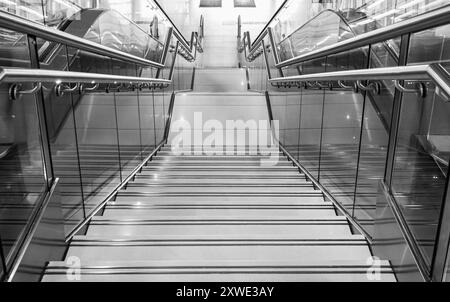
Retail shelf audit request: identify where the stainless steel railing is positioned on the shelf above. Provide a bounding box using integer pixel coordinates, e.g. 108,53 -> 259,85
239,2 -> 450,282
268,64 -> 450,99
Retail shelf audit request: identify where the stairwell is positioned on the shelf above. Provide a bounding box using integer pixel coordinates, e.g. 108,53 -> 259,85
43,68 -> 396,282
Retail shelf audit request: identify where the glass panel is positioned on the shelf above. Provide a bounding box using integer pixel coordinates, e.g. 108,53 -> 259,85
391,84 -> 449,268
66,50 -> 121,220
140,89 -> 157,153
154,89 -> 166,145
408,24 -> 450,71
319,81 -> 364,214
0,0 -> 45,23
284,92 -> 301,161
352,0 -> 450,31
446,240 -> 450,281
278,10 -> 354,62
42,44 -> 85,233
0,238 -> 5,278
353,43 -> 396,236
116,67 -> 143,176
0,84 -> 47,262
0,28 -> 47,261
0,28 -> 31,68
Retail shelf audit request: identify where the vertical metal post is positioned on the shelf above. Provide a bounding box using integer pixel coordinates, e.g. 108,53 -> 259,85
237,15 -> 241,40
135,65 -> 144,161
156,27 -> 174,79
163,92 -> 176,143
261,40 -> 272,80
264,91 -> 274,123
243,31 -> 251,59
317,56 -> 329,182
267,27 -> 284,77
431,172 -> 450,281
27,34 -> 54,187
384,34 -> 410,188
168,41 -> 179,81
151,89 -> 157,148
190,67 -> 196,91
0,235 -> 7,279
112,93 -> 123,182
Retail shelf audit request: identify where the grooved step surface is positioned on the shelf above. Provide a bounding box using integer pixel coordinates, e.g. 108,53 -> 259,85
43,113 -> 395,281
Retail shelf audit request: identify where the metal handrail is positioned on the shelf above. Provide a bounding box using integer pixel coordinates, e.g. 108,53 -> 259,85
0,10 -> 163,68
268,64 -> 450,99
0,67 -> 171,85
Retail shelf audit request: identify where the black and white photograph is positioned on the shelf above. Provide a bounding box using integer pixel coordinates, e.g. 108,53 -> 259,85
0,0 -> 449,288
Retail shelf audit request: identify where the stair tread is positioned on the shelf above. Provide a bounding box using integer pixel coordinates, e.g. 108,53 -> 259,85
42,138 -> 395,282
46,259 -> 391,268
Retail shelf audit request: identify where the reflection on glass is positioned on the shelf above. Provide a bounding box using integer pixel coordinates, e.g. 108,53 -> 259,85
140,91 -> 157,153
408,24 -> 450,71
391,84 -> 449,267
0,27 -> 47,264
319,89 -> 364,214
40,44 -> 85,233
350,0 -> 449,33
446,243 -> 450,281
278,11 -> 354,62
0,84 -> 46,261
116,84 -> 143,175
0,0 -> 81,25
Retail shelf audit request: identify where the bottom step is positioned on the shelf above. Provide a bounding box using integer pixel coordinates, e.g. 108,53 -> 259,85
43,260 -> 396,282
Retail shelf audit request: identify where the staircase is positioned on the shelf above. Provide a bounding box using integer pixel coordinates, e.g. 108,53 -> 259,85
42,142 -> 395,281
40,68 -> 396,282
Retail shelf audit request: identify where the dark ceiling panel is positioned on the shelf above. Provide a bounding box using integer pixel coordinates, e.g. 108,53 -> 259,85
234,0 -> 256,7
200,0 -> 222,7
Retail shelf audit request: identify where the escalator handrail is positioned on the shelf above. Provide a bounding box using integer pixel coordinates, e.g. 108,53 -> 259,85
269,64 -> 450,99
277,8 -> 400,62
0,10 -> 163,69
277,5 -> 450,68
241,5 -> 450,66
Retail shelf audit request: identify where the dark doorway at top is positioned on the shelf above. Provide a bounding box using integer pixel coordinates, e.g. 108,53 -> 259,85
234,0 -> 256,7
200,0 -> 222,7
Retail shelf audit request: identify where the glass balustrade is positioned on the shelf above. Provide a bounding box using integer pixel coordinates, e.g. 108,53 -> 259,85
243,2 -> 450,280
0,2 -> 198,280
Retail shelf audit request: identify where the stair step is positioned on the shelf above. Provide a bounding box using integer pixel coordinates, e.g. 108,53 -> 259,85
148,161 -> 293,167
66,236 -> 372,263
116,192 -> 323,197
143,166 -> 298,171
139,170 -> 301,176
121,185 -> 317,194
43,259 -> 395,282
154,156 -> 288,160
109,197 -> 328,205
132,178 -> 308,184
101,208 -> 338,219
113,196 -> 326,203
87,217 -> 352,237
